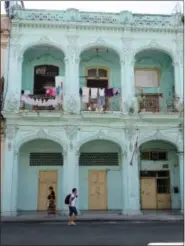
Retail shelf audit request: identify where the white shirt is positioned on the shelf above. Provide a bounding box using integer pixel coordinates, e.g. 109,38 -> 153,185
99,88 -> 105,96
70,193 -> 77,207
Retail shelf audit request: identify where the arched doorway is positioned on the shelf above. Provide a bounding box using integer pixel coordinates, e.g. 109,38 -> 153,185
139,140 -> 179,210
79,47 -> 121,112
79,140 -> 121,211
17,139 -> 63,213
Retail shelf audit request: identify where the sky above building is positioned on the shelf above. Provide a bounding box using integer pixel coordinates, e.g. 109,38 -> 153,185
0,1 -> 184,15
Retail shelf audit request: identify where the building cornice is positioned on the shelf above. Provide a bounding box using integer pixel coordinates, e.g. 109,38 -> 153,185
11,20 -> 183,34
11,9 -> 183,34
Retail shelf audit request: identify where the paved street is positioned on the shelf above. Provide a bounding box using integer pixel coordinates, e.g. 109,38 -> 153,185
1,221 -> 183,245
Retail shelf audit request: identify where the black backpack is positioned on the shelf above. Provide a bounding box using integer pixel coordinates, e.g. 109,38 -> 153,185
64,194 -> 71,205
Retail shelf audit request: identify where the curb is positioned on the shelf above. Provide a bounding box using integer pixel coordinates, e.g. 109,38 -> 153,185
1,218 -> 183,224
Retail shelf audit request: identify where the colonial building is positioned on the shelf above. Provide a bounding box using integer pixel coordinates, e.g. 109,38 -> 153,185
1,3 -> 184,216
1,14 -> 10,193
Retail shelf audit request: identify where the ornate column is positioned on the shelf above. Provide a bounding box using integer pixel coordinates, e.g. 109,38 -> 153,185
122,129 -> 141,215
4,41 -> 22,112
1,125 -> 18,216
178,153 -> 184,214
62,126 -> 80,214
120,54 -> 135,113
63,44 -> 81,114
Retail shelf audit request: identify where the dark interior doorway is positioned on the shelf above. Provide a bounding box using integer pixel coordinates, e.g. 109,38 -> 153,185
34,65 -> 59,95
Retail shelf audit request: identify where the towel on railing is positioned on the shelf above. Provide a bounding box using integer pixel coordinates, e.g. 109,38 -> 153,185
82,87 -> 89,103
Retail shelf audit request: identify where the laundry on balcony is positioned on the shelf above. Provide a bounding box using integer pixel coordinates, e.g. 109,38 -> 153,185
79,87 -> 121,112
20,90 -> 63,109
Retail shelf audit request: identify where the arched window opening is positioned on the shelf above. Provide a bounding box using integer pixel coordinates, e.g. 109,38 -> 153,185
85,67 -> 109,111
34,65 -> 59,95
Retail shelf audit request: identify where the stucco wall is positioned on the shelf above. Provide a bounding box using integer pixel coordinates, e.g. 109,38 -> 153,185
18,140 -> 63,211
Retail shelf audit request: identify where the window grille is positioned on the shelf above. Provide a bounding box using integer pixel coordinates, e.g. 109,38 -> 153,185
79,153 -> 119,166
157,178 -> 170,194
29,153 -> 63,166
140,94 -> 160,112
141,151 -> 167,161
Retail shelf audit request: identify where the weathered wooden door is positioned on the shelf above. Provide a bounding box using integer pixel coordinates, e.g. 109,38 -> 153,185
141,178 -> 157,209
88,170 -> 107,210
38,170 -> 57,211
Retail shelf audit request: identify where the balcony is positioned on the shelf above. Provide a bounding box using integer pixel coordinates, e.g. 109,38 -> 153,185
20,94 -> 63,111
80,95 -> 121,113
138,93 -> 181,114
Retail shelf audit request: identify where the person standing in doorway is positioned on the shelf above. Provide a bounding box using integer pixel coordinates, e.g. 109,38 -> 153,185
68,188 -> 78,226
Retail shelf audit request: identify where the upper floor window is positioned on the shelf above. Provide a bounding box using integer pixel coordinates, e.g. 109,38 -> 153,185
141,151 -> 167,161
87,68 -> 108,79
34,65 -> 59,95
135,69 -> 159,88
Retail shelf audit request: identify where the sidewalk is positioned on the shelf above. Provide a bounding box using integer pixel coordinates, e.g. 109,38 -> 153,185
1,212 -> 183,223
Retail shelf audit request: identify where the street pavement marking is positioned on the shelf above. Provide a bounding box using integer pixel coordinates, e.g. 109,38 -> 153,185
148,243 -> 184,246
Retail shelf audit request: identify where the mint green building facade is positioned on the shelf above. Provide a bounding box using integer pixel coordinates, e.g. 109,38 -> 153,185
1,3 -> 184,216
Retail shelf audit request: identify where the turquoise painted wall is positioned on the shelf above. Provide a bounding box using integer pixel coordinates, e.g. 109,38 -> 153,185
79,50 -> 121,111
18,140 -> 63,211
140,141 -> 180,209
79,140 -> 122,210
135,51 -> 174,111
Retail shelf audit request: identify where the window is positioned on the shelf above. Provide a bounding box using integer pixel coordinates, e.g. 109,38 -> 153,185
79,153 -> 119,166
141,151 -> 167,161
29,153 -> 63,166
135,69 -> 159,88
87,68 -> 108,79
157,178 -> 170,194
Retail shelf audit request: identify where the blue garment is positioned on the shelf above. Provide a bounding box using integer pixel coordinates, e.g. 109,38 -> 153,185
56,86 -> 61,95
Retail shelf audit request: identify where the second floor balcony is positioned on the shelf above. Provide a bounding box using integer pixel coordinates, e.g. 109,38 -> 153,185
4,43 -> 183,118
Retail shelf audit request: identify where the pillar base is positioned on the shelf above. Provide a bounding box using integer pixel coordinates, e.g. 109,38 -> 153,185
122,210 -> 142,216
1,211 -> 18,216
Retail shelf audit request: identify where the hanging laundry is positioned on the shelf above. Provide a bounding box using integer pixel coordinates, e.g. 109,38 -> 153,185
51,87 -> 56,96
82,87 -> 90,103
98,88 -> 105,107
113,88 -> 120,96
105,88 -> 114,97
91,88 -> 98,99
46,88 -> 53,96
56,86 -> 61,96
99,88 -> 105,96
79,88 -> 82,97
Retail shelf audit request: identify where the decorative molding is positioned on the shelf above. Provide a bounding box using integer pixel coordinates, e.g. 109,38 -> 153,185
64,126 -> 79,141
132,40 -> 176,62
4,91 -> 20,112
76,133 -> 124,152
15,131 -> 65,151
63,94 -> 80,114
19,36 -> 67,57
138,130 -> 181,152
66,35 -> 78,45
37,128 -> 48,138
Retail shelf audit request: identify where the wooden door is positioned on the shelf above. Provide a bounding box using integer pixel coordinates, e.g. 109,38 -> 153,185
157,194 -> 171,209
140,178 -> 157,209
88,170 -> 107,210
38,170 -> 57,211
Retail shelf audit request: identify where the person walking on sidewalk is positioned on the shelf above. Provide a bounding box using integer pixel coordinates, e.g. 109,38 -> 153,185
68,188 -> 78,226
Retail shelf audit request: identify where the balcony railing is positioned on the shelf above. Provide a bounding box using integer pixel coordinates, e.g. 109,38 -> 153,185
138,93 -> 179,113
80,95 -> 121,112
20,94 -> 63,111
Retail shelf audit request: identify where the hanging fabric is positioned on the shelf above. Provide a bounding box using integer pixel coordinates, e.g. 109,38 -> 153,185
91,88 -> 98,99
82,87 -> 90,103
